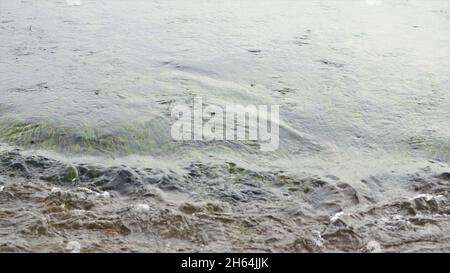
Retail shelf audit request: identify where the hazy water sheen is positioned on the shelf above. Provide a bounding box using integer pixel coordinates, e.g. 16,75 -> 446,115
0,0 -> 449,252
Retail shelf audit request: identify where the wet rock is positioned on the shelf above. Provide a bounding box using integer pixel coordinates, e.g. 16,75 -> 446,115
91,168 -> 143,194
156,178 -> 183,191
221,190 -> 245,203
292,229 -> 325,252
9,161 -> 31,177
44,190 -> 96,211
1,144 -> 449,252
437,172 -> 450,181
322,227 -> 363,250
24,155 -> 53,169
408,194 -> 447,213
337,182 -> 360,205
179,202 -> 204,214
40,167 -> 77,184
64,165 -> 79,182
204,202 -> 230,214
0,241 -> 31,252
23,217 -> 51,236
77,164 -> 105,180
304,178 -> 358,212
293,236 -> 322,252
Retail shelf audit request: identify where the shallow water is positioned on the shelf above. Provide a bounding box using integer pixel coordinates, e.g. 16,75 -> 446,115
0,0 -> 449,252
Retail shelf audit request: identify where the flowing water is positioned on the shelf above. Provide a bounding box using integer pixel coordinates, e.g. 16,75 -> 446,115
0,0 -> 449,252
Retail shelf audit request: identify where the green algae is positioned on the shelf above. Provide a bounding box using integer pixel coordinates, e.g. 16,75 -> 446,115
0,120 -> 165,156
64,165 -> 79,182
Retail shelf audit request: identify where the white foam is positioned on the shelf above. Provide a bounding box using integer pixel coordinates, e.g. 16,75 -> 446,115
330,211 -> 345,222
312,230 -> 324,247
51,187 -> 62,193
411,194 -> 434,201
366,240 -> 382,253
133,203 -> 150,212
66,241 -> 81,253
99,191 -> 110,198
410,194 -> 447,203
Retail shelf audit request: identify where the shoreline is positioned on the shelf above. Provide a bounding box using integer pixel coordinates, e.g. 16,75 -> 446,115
0,144 -> 448,252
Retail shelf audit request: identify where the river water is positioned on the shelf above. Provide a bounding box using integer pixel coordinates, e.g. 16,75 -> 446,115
0,0 -> 449,252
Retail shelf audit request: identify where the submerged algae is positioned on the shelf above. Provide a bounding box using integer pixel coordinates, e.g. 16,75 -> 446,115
0,121 -> 164,155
